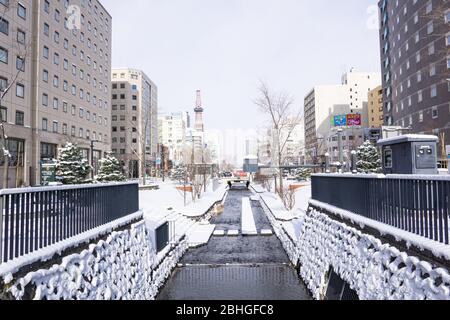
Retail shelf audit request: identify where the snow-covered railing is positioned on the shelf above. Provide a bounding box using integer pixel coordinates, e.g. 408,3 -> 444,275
0,182 -> 139,264
311,174 -> 450,245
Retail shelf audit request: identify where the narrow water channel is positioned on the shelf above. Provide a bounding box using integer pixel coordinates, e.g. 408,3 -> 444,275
157,188 -> 311,300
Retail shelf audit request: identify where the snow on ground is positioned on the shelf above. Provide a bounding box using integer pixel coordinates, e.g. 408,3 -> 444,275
139,180 -> 226,219
139,179 -> 227,248
241,197 -> 257,236
186,223 -> 216,248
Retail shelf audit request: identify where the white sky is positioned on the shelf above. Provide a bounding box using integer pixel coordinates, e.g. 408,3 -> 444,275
104,0 -> 381,130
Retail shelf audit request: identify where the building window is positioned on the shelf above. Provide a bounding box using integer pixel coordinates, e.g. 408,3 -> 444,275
17,29 -> 26,44
16,56 -> 25,71
16,83 -> 24,98
2,139 -> 25,167
17,3 -> 26,19
0,46 -> 8,64
431,84 -> 437,97
52,121 -> 58,133
0,18 -> 9,35
0,107 -> 6,122
42,93 -> 48,106
432,106 -> 438,119
42,118 -> 48,131
15,111 -> 24,126
40,143 -> 57,161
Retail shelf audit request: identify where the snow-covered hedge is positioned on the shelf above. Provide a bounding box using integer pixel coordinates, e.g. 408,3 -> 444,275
297,208 -> 450,300
6,221 -> 188,300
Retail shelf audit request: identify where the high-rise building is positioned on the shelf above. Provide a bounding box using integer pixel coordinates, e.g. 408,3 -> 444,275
368,86 -> 384,128
378,0 -> 450,157
304,70 -> 381,164
158,111 -> 188,165
0,0 -> 112,187
111,68 -> 158,178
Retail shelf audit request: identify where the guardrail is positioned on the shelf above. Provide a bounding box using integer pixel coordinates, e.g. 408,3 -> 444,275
0,182 -> 139,264
311,174 -> 450,245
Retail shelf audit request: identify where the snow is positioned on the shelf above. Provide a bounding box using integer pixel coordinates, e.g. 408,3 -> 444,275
213,230 -> 226,237
296,208 -> 450,300
260,229 -> 274,236
0,210 -> 143,279
186,223 -> 216,248
257,188 -> 450,300
139,180 -> 227,220
378,134 -> 439,145
241,197 -> 257,236
6,221 -> 189,300
309,199 -> 450,261
227,230 -> 239,236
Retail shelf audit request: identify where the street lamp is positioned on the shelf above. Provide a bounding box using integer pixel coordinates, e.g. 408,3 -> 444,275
90,139 -> 100,179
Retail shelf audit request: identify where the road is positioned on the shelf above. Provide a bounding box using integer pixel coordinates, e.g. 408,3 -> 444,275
157,187 -> 311,300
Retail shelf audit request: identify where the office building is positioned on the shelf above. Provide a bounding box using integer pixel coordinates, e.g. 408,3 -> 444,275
304,69 -> 381,164
111,68 -> 158,178
0,0 -> 112,187
379,0 -> 450,157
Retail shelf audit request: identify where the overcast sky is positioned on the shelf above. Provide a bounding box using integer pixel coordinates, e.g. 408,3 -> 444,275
104,0 -> 381,130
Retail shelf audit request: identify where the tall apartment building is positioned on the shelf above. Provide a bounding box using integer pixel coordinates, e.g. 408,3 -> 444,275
0,0 -> 112,187
111,68 -> 158,179
368,86 -> 384,128
379,0 -> 450,157
304,70 -> 381,164
158,111 -> 188,165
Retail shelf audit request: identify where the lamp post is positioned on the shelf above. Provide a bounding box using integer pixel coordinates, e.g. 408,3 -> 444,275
90,140 -> 100,180
337,128 -> 344,172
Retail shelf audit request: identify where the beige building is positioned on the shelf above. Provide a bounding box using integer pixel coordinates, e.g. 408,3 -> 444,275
158,111 -> 188,165
0,0 -> 112,187
368,86 -> 383,128
111,68 -> 158,179
304,70 -> 381,164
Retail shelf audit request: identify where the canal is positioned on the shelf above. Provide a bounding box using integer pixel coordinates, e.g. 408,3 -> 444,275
157,187 -> 311,300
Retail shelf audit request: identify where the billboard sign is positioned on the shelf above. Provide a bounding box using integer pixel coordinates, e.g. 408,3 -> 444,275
333,115 -> 347,127
332,114 -> 362,127
347,114 -> 362,126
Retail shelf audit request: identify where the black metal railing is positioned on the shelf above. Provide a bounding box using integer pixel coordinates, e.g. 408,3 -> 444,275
311,174 -> 450,245
0,182 -> 139,264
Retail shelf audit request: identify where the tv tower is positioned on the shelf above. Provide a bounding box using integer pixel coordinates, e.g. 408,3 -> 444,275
194,90 -> 204,133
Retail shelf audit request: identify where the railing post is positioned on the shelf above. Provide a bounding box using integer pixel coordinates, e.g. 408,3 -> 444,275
0,195 -> 3,263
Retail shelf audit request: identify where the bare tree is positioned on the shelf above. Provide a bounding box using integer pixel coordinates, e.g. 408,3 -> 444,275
128,108 -> 151,185
254,82 -> 301,199
0,1 -> 32,188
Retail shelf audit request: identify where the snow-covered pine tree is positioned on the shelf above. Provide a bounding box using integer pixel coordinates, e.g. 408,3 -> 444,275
56,143 -> 92,184
356,140 -> 382,174
95,153 -> 125,183
296,168 -> 312,181
171,164 -> 188,183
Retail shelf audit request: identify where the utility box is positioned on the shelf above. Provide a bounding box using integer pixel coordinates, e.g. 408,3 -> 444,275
145,219 -> 170,253
377,134 -> 439,175
243,155 -> 259,173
